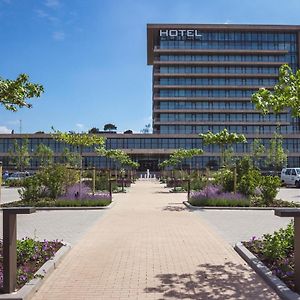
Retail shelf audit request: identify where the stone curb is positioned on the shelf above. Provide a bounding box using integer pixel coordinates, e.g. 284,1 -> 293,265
183,201 -> 279,210
1,200 -> 115,211
234,242 -> 300,300
0,242 -> 72,300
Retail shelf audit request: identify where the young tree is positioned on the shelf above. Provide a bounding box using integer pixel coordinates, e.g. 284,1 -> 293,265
9,139 -> 30,171
52,129 -> 106,194
199,129 -> 247,167
252,64 -> 300,117
62,147 -> 82,167
0,74 -> 43,111
159,148 -> 203,169
103,123 -> 117,131
35,144 -> 54,167
252,139 -> 265,169
140,124 -> 151,134
267,132 -> 288,171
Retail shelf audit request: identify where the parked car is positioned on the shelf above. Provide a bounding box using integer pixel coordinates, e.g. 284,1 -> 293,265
281,168 -> 300,187
6,171 -> 30,181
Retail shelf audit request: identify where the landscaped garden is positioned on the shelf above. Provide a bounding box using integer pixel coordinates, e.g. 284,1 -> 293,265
0,237 -> 63,291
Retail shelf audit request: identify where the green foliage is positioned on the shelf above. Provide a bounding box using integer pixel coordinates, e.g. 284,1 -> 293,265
97,148 -> 140,169
19,164 -> 79,201
213,168 -> 234,192
267,132 -> 288,171
251,139 -> 265,169
200,129 -> 247,166
62,147 -> 81,167
35,143 -> 53,167
52,129 -> 106,149
252,64 -> 300,118
5,179 -> 25,187
159,148 -> 203,169
238,169 -> 261,197
259,175 -> 281,205
261,222 -> 294,260
9,139 -> 30,171
0,73 -> 44,111
17,237 -> 37,262
103,123 -> 117,131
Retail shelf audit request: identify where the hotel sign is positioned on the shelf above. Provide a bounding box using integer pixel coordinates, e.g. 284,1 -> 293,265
159,29 -> 202,38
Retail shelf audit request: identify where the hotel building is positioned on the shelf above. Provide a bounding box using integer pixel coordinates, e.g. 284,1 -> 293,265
1,24 -> 300,171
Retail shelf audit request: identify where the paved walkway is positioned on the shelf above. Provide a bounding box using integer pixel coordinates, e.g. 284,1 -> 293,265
32,181 -> 279,300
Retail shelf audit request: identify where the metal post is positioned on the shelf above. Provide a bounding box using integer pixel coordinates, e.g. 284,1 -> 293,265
3,208 -> 36,293
92,167 -> 96,195
233,165 -> 237,193
187,179 -> 191,200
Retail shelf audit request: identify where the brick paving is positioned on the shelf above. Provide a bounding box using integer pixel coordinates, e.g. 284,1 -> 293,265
32,180 -> 279,300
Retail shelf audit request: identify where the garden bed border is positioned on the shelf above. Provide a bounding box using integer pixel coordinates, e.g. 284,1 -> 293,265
183,201 -> 278,210
234,242 -> 300,300
0,242 -> 71,300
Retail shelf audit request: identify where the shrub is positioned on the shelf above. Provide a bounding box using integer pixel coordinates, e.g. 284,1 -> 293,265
213,168 -> 234,192
189,185 -> 249,207
5,179 -> 25,187
238,169 -> 261,196
18,164 -> 79,202
260,175 -> 281,205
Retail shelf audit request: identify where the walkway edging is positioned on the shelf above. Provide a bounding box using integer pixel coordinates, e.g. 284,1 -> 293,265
234,242 -> 300,300
183,201 -> 277,210
0,242 -> 71,300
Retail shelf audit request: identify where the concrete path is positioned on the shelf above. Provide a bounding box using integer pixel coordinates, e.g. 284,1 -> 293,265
32,181 -> 279,300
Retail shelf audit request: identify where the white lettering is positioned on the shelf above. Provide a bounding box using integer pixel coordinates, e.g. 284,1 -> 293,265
178,30 -> 186,36
159,30 -> 168,37
195,30 -> 202,37
187,30 -> 194,37
169,30 -> 178,37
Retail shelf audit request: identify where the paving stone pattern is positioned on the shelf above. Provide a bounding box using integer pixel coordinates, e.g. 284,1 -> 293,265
31,181 -> 279,300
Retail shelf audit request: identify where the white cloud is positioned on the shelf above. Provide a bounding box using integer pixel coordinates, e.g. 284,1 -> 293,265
0,126 -> 12,133
45,0 -> 60,8
76,123 -> 84,129
35,9 -> 48,18
224,19 -> 231,24
52,31 -> 65,41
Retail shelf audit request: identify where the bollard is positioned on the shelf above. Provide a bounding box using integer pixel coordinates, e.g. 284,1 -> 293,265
274,208 -> 300,293
92,167 -> 96,195
3,207 -> 36,293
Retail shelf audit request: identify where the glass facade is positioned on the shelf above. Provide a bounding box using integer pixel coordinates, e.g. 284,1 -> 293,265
152,28 -> 299,136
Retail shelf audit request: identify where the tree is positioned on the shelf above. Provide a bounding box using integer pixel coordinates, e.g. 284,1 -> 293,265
9,139 -> 30,171
140,124 -> 151,134
159,148 -> 203,169
35,144 -> 54,167
124,130 -> 133,134
267,132 -> 288,171
0,74 -> 43,111
62,147 -> 82,167
103,123 -> 117,131
52,129 -> 106,194
252,139 -> 265,169
97,148 -> 139,169
88,127 -> 101,134
252,64 -> 300,118
199,129 -> 247,167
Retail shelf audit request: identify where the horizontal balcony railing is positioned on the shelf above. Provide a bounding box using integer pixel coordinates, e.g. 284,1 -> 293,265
153,84 -> 273,90
153,48 -> 289,55
153,109 -> 288,114
154,61 -> 287,66
153,73 -> 279,78
153,120 -> 290,125
153,96 -> 253,101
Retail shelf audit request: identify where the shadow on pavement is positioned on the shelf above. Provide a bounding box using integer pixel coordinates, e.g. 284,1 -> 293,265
145,262 -> 276,299
162,205 -> 187,212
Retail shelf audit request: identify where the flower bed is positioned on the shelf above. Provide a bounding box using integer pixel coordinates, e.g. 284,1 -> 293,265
0,238 -> 63,291
243,222 -> 295,291
188,185 -> 250,207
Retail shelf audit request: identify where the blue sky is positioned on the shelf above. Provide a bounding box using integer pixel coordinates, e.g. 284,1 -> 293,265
0,0 -> 300,134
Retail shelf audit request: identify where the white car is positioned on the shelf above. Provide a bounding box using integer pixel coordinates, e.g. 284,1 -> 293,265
281,168 -> 300,187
